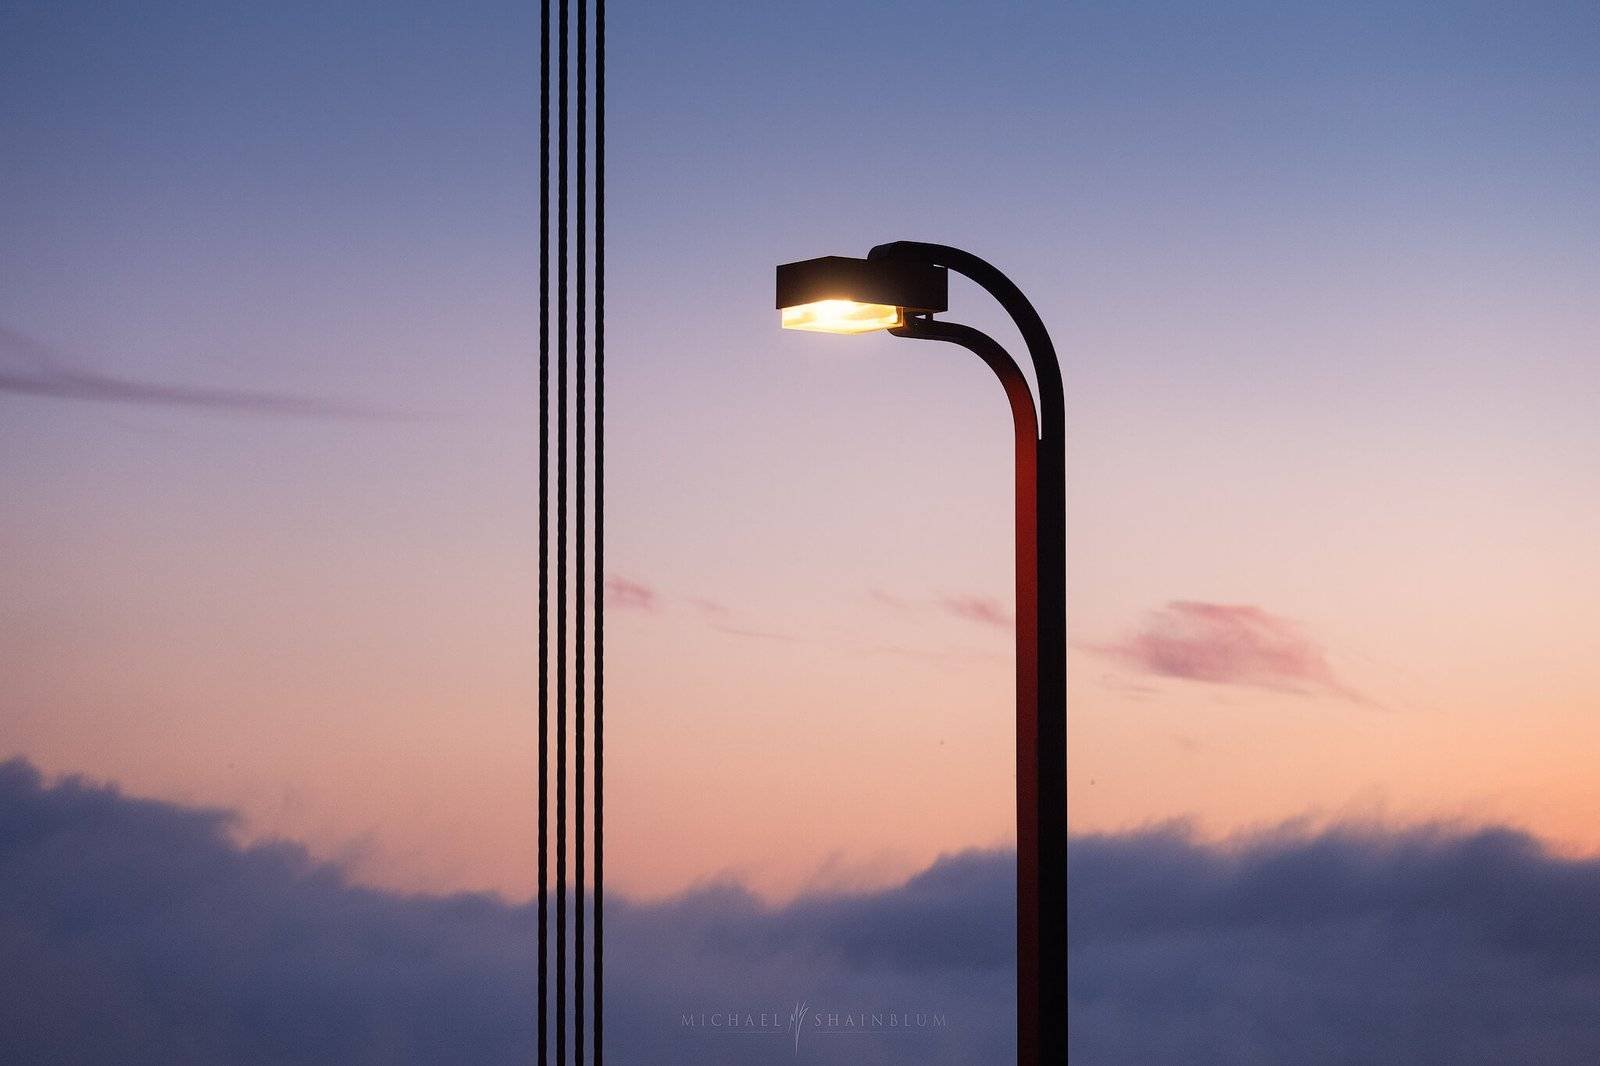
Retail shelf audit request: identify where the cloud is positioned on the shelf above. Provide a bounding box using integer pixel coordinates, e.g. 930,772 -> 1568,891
708,622 -> 804,643
868,588 -> 913,610
603,576 -> 657,611
1092,601 -> 1363,700
600,579 -> 807,644
0,324 -> 398,419
0,757 -> 1003,1064
687,597 -> 729,618
1068,820 -> 1600,1064
938,595 -> 1011,630
870,588 -> 1011,631
10,756 -> 1600,1063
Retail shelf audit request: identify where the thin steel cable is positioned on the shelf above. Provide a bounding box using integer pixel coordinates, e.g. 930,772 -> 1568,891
592,0 -> 604,1058
555,0 -> 569,1059
537,0 -> 550,1061
574,0 -> 588,1061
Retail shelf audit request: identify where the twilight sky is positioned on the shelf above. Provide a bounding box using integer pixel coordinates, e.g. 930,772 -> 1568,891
3,0 -> 1598,916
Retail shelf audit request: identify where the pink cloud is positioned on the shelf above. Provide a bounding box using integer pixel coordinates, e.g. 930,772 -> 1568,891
604,576 -> 657,611
688,597 -> 730,618
869,588 -> 913,610
939,595 -> 1012,631
710,622 -> 804,643
1094,601 -> 1362,701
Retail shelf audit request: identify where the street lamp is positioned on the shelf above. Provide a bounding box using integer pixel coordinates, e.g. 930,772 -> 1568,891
774,242 -> 1067,1066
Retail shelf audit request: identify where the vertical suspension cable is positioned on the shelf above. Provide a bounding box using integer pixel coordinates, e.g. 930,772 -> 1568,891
537,0 -> 550,1061
555,0 -> 569,1060
574,0 -> 588,1061
541,3 -> 599,1060
591,0 -> 604,1059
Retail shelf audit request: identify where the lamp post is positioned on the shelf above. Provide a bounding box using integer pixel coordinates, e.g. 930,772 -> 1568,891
775,242 -> 1066,1066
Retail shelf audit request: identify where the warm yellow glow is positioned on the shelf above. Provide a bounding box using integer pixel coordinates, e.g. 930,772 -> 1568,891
780,299 -> 904,334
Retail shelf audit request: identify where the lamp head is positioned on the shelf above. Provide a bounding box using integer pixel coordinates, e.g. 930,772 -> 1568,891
775,255 -> 947,334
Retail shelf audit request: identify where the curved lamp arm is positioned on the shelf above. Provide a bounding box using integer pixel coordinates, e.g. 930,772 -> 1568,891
875,245 -> 1067,1066
891,314 -> 1038,446
869,241 -> 1064,444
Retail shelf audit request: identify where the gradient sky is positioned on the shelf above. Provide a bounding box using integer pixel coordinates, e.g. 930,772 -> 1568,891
2,0 -> 1598,904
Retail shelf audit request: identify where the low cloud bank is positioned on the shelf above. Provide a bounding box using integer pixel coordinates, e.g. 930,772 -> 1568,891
4,757 -> 1600,1064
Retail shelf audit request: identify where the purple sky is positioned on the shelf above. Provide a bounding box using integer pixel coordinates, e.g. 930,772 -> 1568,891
4,3 -> 1600,1061
3,0 -> 1598,906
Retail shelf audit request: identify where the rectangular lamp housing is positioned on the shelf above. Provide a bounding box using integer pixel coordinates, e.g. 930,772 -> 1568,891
775,255 -> 948,333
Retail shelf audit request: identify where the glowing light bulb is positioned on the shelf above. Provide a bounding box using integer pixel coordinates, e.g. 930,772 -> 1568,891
779,299 -> 904,334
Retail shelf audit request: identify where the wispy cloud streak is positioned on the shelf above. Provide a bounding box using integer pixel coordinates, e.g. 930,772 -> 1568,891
604,576 -> 658,611
871,588 -> 1013,631
938,595 -> 1012,630
1,325 -> 398,419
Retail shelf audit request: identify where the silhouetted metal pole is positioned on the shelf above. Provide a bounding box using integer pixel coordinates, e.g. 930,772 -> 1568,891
870,242 -> 1067,1066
